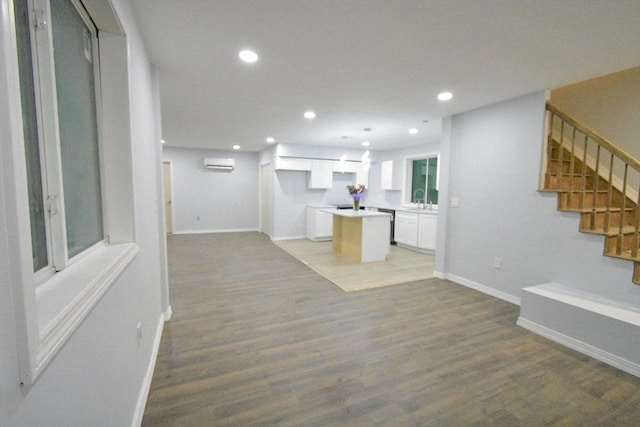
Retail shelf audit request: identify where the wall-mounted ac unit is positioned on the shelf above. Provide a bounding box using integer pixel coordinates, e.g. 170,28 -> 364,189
203,158 -> 234,170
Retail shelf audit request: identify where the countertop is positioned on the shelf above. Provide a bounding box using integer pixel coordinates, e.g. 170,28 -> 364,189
307,203 -> 438,215
369,204 -> 438,215
321,209 -> 392,218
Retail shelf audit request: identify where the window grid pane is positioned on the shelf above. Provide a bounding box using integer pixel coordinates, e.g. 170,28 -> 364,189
51,0 -> 104,258
15,0 -> 49,271
426,157 -> 439,205
411,159 -> 427,203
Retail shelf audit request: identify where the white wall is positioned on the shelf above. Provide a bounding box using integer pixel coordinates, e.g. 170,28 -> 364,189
0,0 -> 167,425
437,91 -> 640,307
162,147 -> 259,233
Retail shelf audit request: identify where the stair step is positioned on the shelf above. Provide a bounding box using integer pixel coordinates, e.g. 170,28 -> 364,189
581,225 -> 638,236
562,206 -> 633,213
547,159 -> 588,174
557,190 -> 627,210
605,232 -> 640,255
580,210 -> 636,230
605,250 -> 640,263
544,173 -> 607,191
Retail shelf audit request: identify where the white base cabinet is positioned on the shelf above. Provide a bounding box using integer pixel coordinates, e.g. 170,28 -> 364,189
394,210 -> 437,252
394,212 -> 418,247
418,213 -> 437,250
306,206 -> 333,241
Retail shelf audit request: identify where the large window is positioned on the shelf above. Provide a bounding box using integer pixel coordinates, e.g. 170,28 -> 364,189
409,155 -> 439,205
17,0 -> 104,276
6,0 -> 138,386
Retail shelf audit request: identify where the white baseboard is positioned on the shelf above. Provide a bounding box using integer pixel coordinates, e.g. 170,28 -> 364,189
517,317 -> 640,377
173,228 -> 259,235
438,272 -> 521,305
271,235 -> 308,241
163,305 -> 172,321
131,313 -> 165,427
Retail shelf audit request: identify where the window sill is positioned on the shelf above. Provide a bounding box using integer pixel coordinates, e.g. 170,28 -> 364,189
32,242 -> 138,380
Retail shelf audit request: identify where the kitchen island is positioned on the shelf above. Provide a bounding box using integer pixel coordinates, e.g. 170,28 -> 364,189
323,209 -> 391,263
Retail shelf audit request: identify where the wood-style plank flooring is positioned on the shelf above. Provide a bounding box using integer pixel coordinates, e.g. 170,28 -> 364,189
143,232 -> 640,426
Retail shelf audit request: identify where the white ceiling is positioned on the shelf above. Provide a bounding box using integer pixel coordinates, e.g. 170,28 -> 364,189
130,0 -> 640,152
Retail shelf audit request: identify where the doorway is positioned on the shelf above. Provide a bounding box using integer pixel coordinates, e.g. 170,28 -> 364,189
259,163 -> 272,236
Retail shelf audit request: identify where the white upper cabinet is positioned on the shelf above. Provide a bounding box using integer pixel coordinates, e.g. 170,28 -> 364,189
333,160 -> 358,173
274,157 -> 311,171
356,163 -> 369,188
308,160 -> 333,189
380,160 -> 400,190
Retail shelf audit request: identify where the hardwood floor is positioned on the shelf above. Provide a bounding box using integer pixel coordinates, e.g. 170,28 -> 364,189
143,232 -> 640,426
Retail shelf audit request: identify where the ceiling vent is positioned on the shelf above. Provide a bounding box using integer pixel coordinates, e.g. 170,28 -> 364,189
204,158 -> 234,171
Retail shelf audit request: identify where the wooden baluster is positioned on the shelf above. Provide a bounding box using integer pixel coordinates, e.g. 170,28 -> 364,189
547,111 -> 554,186
580,134 -> 588,210
591,143 -> 601,231
617,164 -> 628,256
604,152 -> 614,232
568,127 -> 576,208
631,189 -> 640,260
559,120 -> 565,190
633,181 -> 639,259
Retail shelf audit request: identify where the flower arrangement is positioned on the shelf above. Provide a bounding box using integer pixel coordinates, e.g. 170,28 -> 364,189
346,184 -> 366,210
346,184 -> 366,195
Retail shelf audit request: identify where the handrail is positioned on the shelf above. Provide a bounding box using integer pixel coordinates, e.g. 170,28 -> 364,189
546,102 -> 640,172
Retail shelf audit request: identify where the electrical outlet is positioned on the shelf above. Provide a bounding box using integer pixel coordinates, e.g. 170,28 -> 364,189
450,197 -> 460,208
137,321 -> 142,346
493,257 -> 502,269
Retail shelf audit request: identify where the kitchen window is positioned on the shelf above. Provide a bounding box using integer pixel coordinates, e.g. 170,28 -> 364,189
7,0 -> 137,386
408,155 -> 439,205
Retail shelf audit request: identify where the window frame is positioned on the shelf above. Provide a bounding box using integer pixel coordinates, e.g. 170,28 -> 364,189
403,152 -> 440,207
32,0 -> 107,272
2,0 -> 138,389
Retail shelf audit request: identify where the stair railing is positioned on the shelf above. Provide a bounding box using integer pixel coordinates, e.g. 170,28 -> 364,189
545,102 -> 639,261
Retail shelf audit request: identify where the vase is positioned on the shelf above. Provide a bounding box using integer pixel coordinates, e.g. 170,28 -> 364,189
352,194 -> 362,210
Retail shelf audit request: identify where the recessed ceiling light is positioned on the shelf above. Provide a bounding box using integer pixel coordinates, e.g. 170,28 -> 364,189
438,92 -> 453,101
238,50 -> 258,63
304,111 -> 316,119
362,141 -> 370,146
408,128 -> 418,135
161,139 -> 165,144
233,145 -> 240,150
266,137 -> 275,143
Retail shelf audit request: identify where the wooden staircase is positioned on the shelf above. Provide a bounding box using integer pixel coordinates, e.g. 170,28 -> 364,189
542,103 -> 640,284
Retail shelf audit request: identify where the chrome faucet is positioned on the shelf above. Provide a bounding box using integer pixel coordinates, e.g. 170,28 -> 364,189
413,188 -> 425,208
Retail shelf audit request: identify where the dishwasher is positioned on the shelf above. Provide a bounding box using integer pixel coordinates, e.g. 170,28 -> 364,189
376,208 -> 396,244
